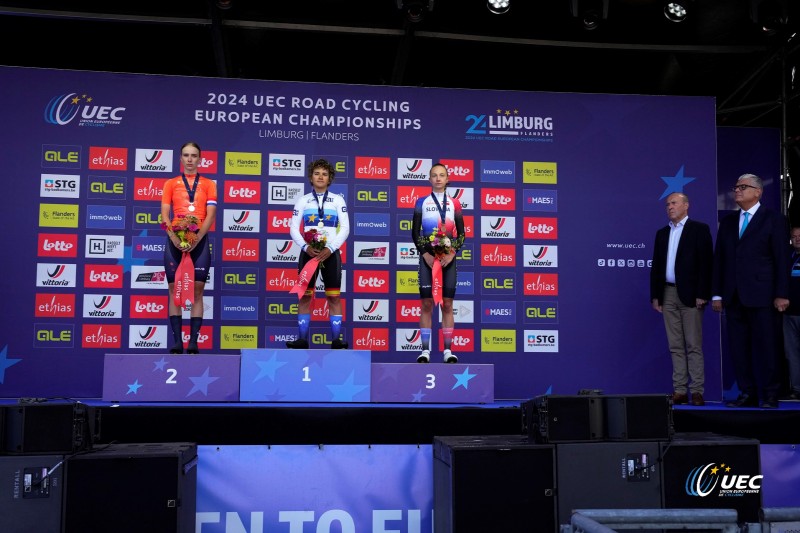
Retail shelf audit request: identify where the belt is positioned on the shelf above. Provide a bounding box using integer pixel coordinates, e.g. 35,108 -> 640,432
665,282 -> 676,287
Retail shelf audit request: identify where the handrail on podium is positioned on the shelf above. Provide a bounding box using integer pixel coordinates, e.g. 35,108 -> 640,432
567,508 -> 740,533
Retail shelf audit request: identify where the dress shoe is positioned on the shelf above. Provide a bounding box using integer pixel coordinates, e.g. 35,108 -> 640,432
725,394 -> 759,408
671,392 -> 689,405
285,338 -> 309,349
760,398 -> 779,409
691,392 -> 705,406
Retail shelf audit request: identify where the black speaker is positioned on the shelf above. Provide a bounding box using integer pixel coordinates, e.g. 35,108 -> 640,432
523,394 -> 604,443
3,402 -> 96,455
0,454 -> 64,533
556,440 -> 663,526
62,442 -> 197,533
604,394 -> 673,441
660,432 -> 762,523
433,434 -> 557,533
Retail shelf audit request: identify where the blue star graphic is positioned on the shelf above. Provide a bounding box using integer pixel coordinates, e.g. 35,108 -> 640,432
265,391 -> 287,401
452,367 -> 477,390
374,363 -> 403,382
327,370 -> 369,401
659,165 -> 696,199
412,389 -> 426,402
0,345 -> 22,384
126,379 -> 143,395
187,367 -> 220,397
253,353 -> 287,382
153,357 -> 168,371
117,230 -> 149,273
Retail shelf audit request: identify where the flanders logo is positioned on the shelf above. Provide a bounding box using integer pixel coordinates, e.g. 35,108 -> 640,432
220,326 -> 258,349
39,204 -> 79,228
685,463 -> 762,497
225,152 -> 262,175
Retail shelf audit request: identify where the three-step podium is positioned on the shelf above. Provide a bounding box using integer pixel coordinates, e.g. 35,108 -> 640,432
102,349 -> 494,404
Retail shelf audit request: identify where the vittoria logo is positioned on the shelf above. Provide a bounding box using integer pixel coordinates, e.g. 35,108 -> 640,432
396,158 -> 431,180
353,299 -> 389,322
82,294 -> 123,318
135,149 -> 173,172
36,263 -> 77,287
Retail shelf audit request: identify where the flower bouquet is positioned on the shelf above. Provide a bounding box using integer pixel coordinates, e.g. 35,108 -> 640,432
162,214 -> 200,249
304,228 -> 328,252
420,224 -> 453,258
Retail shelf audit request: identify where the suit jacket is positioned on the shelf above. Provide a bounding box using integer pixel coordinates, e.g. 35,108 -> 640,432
712,205 -> 790,307
650,218 -> 713,307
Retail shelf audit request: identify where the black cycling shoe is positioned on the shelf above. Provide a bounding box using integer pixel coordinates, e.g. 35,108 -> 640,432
286,338 -> 309,349
331,338 -> 349,349
169,343 -> 184,354
186,342 -> 199,354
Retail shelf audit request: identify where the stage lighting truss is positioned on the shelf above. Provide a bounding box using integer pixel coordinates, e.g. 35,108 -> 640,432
750,0 -> 788,35
570,0 -> 609,31
396,0 -> 435,23
664,2 -> 688,23
487,0 -> 510,15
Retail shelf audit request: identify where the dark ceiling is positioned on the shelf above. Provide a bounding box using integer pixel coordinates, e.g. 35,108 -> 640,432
0,0 -> 798,132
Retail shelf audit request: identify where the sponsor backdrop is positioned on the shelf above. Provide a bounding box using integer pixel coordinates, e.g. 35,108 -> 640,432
0,66 -> 779,400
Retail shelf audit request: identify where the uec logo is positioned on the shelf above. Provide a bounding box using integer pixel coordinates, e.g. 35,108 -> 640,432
685,463 -> 762,497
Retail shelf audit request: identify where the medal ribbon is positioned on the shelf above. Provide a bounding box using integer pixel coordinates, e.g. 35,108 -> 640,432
430,192 -> 448,306
430,192 -> 447,224
314,191 -> 328,226
182,173 -> 200,210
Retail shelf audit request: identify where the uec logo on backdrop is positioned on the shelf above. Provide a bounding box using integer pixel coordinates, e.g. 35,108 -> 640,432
44,93 -> 126,126
685,463 -> 762,497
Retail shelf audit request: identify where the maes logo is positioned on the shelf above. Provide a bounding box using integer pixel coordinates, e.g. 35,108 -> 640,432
685,463 -> 762,497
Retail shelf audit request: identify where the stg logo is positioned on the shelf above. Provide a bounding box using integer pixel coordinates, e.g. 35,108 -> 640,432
685,463 -> 762,497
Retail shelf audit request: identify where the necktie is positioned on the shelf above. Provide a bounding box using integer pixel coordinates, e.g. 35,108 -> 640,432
740,211 -> 749,238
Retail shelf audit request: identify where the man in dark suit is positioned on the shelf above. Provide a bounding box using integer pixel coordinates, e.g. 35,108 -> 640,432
712,173 -> 790,409
651,192 -> 713,406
